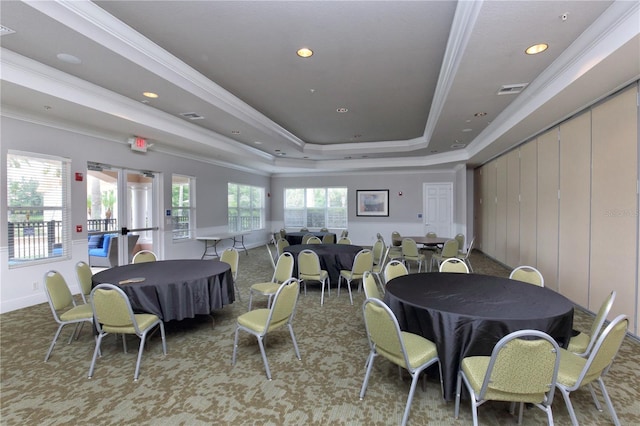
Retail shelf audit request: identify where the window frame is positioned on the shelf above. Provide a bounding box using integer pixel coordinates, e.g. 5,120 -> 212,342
284,187 -> 348,229
228,183 -> 265,233
171,174 -> 195,240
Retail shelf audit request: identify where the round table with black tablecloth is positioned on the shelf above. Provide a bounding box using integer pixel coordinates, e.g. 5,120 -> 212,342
92,259 -> 233,322
284,232 -> 336,245
284,244 -> 363,284
384,272 -> 574,401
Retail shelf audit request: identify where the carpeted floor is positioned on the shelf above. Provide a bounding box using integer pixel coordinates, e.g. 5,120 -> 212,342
1,247 -> 638,425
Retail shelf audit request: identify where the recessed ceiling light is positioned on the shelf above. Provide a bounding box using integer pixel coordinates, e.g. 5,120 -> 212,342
56,53 -> 81,64
297,47 -> 313,58
231,130 -> 241,135
462,128 -> 473,133
143,92 -> 158,98
474,112 -> 487,117
525,43 -> 548,55
254,141 -> 262,145
336,107 -> 349,113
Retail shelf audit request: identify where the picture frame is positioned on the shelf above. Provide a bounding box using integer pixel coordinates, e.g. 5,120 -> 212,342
356,189 -> 389,217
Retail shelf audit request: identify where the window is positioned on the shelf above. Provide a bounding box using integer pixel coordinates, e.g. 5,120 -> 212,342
172,174 -> 195,240
228,183 -> 264,232
7,151 -> 70,265
284,187 -> 348,229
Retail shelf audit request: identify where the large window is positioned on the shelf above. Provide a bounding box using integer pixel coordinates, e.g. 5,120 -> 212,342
7,151 -> 70,265
284,187 -> 348,229
228,183 -> 264,232
172,174 -> 195,240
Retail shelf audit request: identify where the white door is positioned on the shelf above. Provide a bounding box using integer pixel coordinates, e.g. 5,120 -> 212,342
423,183 -> 453,238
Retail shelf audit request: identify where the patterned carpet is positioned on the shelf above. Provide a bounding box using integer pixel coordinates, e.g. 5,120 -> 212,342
1,247 -> 638,425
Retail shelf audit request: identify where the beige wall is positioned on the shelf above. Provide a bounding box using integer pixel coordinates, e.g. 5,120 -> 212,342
476,83 -> 639,336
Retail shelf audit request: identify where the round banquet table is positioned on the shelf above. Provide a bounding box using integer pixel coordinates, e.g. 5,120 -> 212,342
284,244 -> 363,284
92,259 -> 234,322
384,272 -> 574,401
284,232 -> 336,245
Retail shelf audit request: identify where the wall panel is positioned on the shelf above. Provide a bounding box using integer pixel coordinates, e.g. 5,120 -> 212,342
495,156 -> 508,264
519,140 -> 538,266
481,161 -> 497,258
506,149 -> 521,267
537,129 -> 560,290
558,112 -> 591,307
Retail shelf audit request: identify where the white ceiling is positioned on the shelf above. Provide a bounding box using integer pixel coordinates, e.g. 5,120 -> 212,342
1,0 -> 638,174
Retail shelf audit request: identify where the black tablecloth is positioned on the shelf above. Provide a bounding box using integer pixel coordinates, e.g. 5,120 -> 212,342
284,232 -> 336,245
384,273 -> 574,401
92,259 -> 233,322
284,244 -> 363,284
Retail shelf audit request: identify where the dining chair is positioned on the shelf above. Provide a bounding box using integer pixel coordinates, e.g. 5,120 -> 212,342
430,239 -> 459,271
362,271 -> 381,300
401,238 -> 426,272
297,249 -> 330,305
340,230 -> 349,238
509,265 -> 544,287
439,257 -> 469,273
306,236 -> 322,244
456,236 -> 475,272
567,291 -> 616,357
383,260 -> 408,283
337,237 -> 352,245
338,249 -> 373,305
321,233 -> 335,244
232,278 -> 301,380
276,238 -> 290,256
265,243 -> 277,270
371,238 -> 388,288
555,315 -> 628,426
320,227 -> 329,232
88,283 -> 167,381
220,248 -> 241,301
248,252 -> 295,310
455,329 -> 561,426
43,270 -> 94,362
74,261 -> 93,304
301,233 -> 315,244
299,227 -> 309,232
132,249 -> 157,263
360,298 -> 442,426
454,233 -> 465,254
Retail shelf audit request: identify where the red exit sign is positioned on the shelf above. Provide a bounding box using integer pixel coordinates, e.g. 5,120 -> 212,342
130,137 -> 148,152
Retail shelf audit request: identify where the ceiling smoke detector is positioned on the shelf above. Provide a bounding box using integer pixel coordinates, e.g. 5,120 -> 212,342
497,83 -> 528,95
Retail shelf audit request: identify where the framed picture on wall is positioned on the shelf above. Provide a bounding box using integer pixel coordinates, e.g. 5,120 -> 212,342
356,189 -> 389,217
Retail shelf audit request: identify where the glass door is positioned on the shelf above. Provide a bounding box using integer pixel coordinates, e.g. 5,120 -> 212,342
87,163 -> 158,267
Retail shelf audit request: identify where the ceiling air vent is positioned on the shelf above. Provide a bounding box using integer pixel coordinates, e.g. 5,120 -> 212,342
179,112 -> 204,120
0,25 -> 16,36
497,83 -> 528,95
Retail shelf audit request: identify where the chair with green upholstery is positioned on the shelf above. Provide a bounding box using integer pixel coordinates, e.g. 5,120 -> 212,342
509,265 -> 544,287
430,239 -> 459,271
383,260 -> 408,284
362,271 -> 381,300
456,236 -> 475,272
299,227 -> 309,232
401,238 -> 426,272
337,237 -> 352,245
43,270 -> 94,362
321,233 -> 335,244
248,252 -> 294,310
320,227 -> 329,232
388,231 -> 403,261
360,298 -> 442,426
220,247 -> 241,301
276,238 -> 290,256
555,315 -> 628,426
301,233 -> 315,244
75,261 -> 93,304
297,249 -> 330,305
439,257 -> 470,273
338,249 -> 373,305
455,330 -> 561,426
567,291 -> 616,357
371,237 -> 387,287
306,236 -> 322,244
132,250 -> 157,263
454,233 -> 465,254
88,283 -> 167,381
265,243 -> 277,270
232,278 -> 301,380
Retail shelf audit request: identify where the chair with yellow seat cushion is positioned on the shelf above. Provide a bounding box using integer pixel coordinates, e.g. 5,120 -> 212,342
306,236 -> 322,244
509,265 -> 544,287
220,247 -> 241,301
455,329 -> 561,426
232,278 -> 301,380
388,231 -> 403,261
276,238 -> 290,256
430,239 -> 459,271
74,261 -> 93,304
132,249 -> 157,263
456,236 -> 475,272
401,238 -> 426,273
338,249 -> 373,305
439,257 -> 470,273
555,315 -> 628,426
360,298 -> 442,426
371,237 -> 387,287
567,291 -> 615,357
248,252 -> 294,310
43,270 -> 94,362
383,260 -> 408,284
88,283 -> 167,381
297,249 -> 330,305
362,271 -> 381,300
337,237 -> 352,244
321,233 -> 335,244
301,233 -> 315,244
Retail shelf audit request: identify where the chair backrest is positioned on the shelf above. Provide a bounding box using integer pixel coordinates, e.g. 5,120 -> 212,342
44,270 -> 76,318
320,227 -> 329,232
362,298 -> 411,369
401,238 -> 419,257
265,244 -> 276,270
340,230 -> 349,238
440,239 -> 459,258
461,236 -> 475,258
372,238 -> 386,265
300,227 -> 309,232
307,236 -> 322,244
576,315 -> 628,388
439,257 -> 470,273
276,238 -> 290,256
337,237 -> 352,245
362,271 -> 381,300
273,252 -> 295,283
132,250 -> 157,263
90,283 -> 140,333
301,233 -> 315,244
297,249 -> 323,278
75,261 -> 93,303
321,233 -> 335,244
220,248 -> 240,281
584,291 -> 617,354
509,265 -> 544,287
384,260 -> 408,283
265,278 -> 300,329
351,249 -> 373,275
279,229 -> 287,239
426,232 -> 437,238
478,330 -> 560,403
454,233 -> 465,251
391,231 -> 402,246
